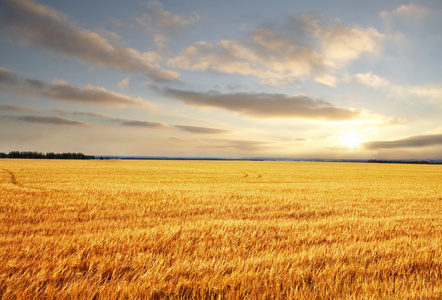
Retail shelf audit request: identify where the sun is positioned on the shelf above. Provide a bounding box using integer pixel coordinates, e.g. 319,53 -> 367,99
339,133 -> 363,150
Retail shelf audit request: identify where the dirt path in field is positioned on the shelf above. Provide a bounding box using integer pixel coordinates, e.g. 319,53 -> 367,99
1,168 -> 19,185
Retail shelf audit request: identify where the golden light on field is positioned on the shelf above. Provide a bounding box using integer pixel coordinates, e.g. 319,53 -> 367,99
1,160 -> 441,299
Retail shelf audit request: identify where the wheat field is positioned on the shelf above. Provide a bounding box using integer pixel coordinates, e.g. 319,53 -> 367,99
0,159 -> 441,299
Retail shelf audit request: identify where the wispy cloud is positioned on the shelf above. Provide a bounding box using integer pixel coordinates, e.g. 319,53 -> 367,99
117,76 -> 131,88
135,0 -> 199,35
394,3 -> 430,20
118,119 -> 167,128
168,13 -> 383,86
363,134 -> 442,150
53,108 -> 168,129
175,125 -> 231,134
381,3 -> 430,25
1,114 -> 91,126
169,136 -> 275,154
0,67 -> 151,108
1,0 -> 180,81
224,140 -> 273,152
345,71 -> 442,105
0,104 -> 39,113
345,71 -> 390,88
161,88 -> 360,121
380,3 -> 434,35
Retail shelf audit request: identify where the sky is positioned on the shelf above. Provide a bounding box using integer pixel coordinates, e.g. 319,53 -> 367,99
1,0 -> 442,159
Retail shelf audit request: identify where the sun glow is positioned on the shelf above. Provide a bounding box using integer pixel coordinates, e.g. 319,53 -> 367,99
340,133 -> 363,149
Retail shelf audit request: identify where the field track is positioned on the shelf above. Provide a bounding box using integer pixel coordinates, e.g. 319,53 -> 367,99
0,159 -> 441,299
1,168 -> 18,185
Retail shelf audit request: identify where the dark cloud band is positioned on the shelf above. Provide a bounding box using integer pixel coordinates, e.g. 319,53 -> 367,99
175,125 -> 231,134
363,134 -> 442,149
53,108 -> 168,129
0,104 -> 39,113
0,68 -> 149,108
162,88 -> 360,121
1,114 -> 91,126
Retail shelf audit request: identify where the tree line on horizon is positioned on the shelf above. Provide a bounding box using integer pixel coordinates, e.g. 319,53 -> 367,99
367,159 -> 434,164
0,151 -> 95,160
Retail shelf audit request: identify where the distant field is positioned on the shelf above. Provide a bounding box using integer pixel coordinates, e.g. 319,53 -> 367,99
1,159 -> 441,299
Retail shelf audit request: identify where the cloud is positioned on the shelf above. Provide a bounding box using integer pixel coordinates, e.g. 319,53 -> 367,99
1,114 -> 91,126
396,85 -> 442,103
363,134 -> 442,150
118,119 -> 167,128
53,108 -> 168,129
0,67 -> 151,108
198,139 -> 272,152
314,73 -> 340,87
1,0 -> 179,81
117,76 -> 131,88
52,108 -> 107,118
346,71 -> 442,105
168,14 -> 383,86
0,104 -> 39,113
227,140 -> 272,152
135,0 -> 199,35
320,23 -> 384,69
161,88 -> 360,121
345,71 -> 390,88
169,136 -> 273,154
175,125 -> 231,134
393,3 -> 430,21
380,3 -> 431,30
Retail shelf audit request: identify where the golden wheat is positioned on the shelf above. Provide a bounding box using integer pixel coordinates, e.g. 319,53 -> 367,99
0,159 -> 441,299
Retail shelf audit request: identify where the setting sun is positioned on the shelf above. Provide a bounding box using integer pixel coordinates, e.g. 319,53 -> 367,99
340,133 -> 363,149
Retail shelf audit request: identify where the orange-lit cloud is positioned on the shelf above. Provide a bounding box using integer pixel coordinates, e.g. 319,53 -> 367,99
0,68 -> 151,108
1,0 -> 179,81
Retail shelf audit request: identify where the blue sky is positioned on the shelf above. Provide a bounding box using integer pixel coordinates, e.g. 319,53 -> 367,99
1,0 -> 442,159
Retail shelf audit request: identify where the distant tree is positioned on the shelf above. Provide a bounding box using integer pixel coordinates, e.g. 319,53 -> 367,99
8,151 -> 21,158
5,151 -> 94,159
26,151 -> 44,159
